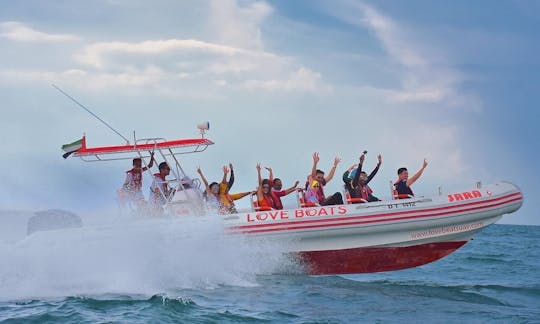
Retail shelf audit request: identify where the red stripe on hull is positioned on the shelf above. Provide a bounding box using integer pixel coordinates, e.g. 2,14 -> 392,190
297,241 -> 468,275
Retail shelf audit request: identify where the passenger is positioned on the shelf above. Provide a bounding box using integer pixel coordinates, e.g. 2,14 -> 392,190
149,162 -> 171,213
342,163 -> 358,196
265,167 -> 299,210
256,163 -> 276,210
196,166 -> 224,213
309,152 -> 343,205
119,152 -> 155,207
343,153 -> 382,203
219,163 -> 252,213
394,159 -> 428,198
304,180 -> 321,205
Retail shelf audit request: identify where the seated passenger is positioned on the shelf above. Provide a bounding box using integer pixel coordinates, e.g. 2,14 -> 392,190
219,163 -> 252,214
342,163 -> 358,199
197,166 -> 225,213
309,152 -> 343,205
256,163 -> 276,210
304,180 -> 321,205
394,159 -> 428,198
343,153 -> 382,203
264,166 -> 299,210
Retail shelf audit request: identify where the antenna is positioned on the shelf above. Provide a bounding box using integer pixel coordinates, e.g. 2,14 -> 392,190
52,84 -> 130,144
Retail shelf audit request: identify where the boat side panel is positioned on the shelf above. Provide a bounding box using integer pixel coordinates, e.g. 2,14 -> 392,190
297,241 -> 468,274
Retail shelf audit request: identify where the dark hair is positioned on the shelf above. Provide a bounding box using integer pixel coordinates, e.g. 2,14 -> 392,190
209,182 -> 219,189
316,169 -> 325,175
133,158 -> 142,165
159,162 -> 169,170
397,167 -> 407,175
262,179 -> 270,185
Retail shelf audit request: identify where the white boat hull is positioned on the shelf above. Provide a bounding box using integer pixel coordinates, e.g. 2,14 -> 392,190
223,181 -> 523,274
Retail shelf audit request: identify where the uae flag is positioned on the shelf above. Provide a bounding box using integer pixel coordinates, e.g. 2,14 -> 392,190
61,138 -> 83,159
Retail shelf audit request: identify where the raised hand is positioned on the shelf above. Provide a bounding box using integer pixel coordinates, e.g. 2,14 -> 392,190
313,152 -> 320,164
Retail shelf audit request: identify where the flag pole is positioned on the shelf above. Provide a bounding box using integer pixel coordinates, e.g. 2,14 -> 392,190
52,84 -> 130,144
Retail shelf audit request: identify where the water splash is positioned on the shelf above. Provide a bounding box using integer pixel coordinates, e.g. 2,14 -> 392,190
0,209 -> 298,301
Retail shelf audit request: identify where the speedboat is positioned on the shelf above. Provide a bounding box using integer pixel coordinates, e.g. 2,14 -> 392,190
225,181 -> 522,274
62,124 -> 524,275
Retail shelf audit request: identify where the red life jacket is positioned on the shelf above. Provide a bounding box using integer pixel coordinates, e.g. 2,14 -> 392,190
258,194 -> 275,210
126,169 -> 143,190
153,173 -> 168,192
270,191 -> 284,210
359,185 -> 373,201
315,185 -> 325,205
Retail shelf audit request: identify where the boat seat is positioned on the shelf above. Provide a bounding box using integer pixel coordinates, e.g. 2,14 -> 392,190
392,189 -> 413,200
344,191 -> 367,204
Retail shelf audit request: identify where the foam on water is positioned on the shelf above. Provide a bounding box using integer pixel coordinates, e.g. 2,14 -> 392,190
0,209 -> 298,301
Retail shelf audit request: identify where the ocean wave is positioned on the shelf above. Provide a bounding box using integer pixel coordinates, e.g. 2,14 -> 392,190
336,276 -> 540,307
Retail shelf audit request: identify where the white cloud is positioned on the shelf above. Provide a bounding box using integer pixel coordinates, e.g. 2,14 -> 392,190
74,39 -> 262,69
0,1 -> 331,95
0,21 -> 80,42
389,89 -> 444,103
208,0 -> 273,49
242,67 -> 331,93
0,35 -> 329,95
328,2 -> 479,109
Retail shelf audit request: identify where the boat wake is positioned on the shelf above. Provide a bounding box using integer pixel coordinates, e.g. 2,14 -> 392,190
0,208 -> 299,301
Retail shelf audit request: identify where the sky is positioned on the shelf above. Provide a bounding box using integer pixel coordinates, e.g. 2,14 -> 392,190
0,0 -> 538,225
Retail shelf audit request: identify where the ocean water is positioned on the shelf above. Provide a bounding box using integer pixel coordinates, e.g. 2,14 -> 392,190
0,212 -> 538,323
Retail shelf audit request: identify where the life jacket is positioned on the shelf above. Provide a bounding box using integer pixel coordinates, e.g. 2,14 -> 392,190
359,185 -> 373,201
315,185 -> 325,205
150,173 -> 168,205
126,168 -> 143,191
304,188 -> 319,204
394,179 -> 414,196
270,190 -> 284,210
258,194 -> 275,210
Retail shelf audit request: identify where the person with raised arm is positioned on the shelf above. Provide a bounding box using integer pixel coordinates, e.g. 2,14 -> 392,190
256,163 -> 276,210
119,152 -> 155,207
344,152 -> 382,203
309,152 -> 343,205
265,166 -> 299,210
394,159 -> 428,198
219,163 -> 252,214
197,166 -> 224,213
